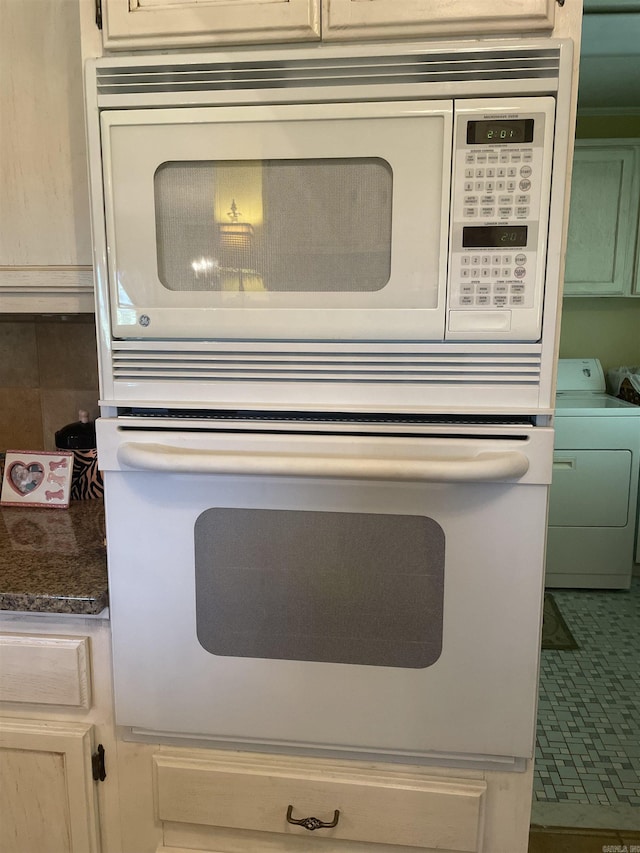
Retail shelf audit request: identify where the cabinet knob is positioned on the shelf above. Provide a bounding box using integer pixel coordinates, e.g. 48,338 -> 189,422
286,804 -> 340,831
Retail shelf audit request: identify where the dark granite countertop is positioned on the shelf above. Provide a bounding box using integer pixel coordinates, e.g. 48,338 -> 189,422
0,500 -> 108,615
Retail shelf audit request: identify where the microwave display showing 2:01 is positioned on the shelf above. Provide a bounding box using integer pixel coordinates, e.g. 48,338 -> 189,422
466,119 -> 534,145
462,226 -> 528,248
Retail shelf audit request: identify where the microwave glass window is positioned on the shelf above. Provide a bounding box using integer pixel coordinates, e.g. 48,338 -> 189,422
154,159 -> 393,293
194,509 -> 445,669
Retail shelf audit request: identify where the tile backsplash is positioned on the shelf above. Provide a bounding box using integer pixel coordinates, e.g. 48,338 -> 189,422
0,317 -> 99,452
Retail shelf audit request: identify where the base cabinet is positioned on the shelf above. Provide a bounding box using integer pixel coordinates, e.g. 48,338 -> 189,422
0,719 -> 101,853
0,614 -> 122,853
114,741 -> 534,853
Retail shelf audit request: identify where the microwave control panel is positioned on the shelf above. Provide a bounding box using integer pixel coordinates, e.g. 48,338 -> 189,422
447,98 -> 555,341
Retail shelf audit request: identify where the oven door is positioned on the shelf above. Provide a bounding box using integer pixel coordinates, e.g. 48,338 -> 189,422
100,101 -> 452,341
99,417 -> 551,762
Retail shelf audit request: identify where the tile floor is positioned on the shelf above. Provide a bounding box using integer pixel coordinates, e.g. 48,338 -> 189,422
532,578 -> 640,829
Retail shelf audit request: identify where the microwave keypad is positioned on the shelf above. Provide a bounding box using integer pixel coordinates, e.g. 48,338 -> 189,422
456,252 -> 531,307
462,150 -> 534,221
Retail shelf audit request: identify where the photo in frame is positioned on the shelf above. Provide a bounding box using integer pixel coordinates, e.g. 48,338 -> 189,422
1,450 -> 74,509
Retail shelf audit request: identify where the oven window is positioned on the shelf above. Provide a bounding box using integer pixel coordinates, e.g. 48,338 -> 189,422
194,509 -> 444,669
154,159 -> 393,293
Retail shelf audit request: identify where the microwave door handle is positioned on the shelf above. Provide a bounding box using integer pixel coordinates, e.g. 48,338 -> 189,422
117,442 -> 529,482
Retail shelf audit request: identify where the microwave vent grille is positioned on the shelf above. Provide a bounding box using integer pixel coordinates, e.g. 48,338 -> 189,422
110,346 -> 542,387
95,47 -> 561,102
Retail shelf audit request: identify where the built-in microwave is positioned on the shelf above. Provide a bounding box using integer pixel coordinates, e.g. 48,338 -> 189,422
85,39 -> 574,412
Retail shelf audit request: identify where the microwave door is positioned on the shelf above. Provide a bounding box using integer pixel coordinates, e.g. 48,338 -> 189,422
100,101 -> 452,342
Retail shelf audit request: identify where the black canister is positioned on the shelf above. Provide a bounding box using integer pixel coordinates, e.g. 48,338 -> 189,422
55,410 -> 96,450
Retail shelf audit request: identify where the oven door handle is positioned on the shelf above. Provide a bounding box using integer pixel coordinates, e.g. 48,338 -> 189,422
117,442 -> 529,482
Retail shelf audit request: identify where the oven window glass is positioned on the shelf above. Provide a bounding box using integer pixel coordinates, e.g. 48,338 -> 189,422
154,159 -> 393,293
194,509 -> 444,669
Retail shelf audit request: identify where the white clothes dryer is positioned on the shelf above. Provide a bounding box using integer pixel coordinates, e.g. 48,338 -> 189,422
545,359 -> 640,588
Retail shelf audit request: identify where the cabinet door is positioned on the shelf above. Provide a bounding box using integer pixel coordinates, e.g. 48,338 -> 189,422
322,0 -> 554,40
0,719 -> 101,853
102,0 -> 320,50
0,0 -> 93,312
564,143 -> 639,296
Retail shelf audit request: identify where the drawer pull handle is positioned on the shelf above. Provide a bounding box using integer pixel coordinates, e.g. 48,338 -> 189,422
286,804 -> 340,831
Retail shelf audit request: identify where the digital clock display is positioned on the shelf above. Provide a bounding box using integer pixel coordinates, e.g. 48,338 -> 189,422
467,119 -> 534,145
462,226 -> 528,248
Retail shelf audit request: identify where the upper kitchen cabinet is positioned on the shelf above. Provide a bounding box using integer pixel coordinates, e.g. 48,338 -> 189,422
0,0 -> 93,313
97,0 -> 554,51
564,141 -> 640,297
322,0 -> 555,41
100,0 -> 321,50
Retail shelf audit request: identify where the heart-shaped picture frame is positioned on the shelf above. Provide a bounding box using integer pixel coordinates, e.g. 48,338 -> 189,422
8,461 -> 45,496
1,450 -> 73,509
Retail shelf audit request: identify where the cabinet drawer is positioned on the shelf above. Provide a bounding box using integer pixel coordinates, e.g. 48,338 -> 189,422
154,750 -> 486,851
0,633 -> 91,708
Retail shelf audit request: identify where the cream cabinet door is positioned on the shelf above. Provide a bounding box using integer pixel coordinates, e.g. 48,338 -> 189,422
322,0 -> 555,40
564,142 -> 640,297
0,0 -> 93,312
0,719 -> 101,853
101,0 -> 320,50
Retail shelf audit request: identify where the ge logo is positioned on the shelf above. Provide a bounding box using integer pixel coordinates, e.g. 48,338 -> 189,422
139,315 -> 151,327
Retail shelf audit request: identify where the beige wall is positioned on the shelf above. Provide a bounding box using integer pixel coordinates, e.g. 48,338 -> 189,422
559,297 -> 640,372
0,317 -> 99,452
575,114 -> 640,139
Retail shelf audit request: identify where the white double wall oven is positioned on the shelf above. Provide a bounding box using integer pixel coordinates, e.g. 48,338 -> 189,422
86,38 -> 575,768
